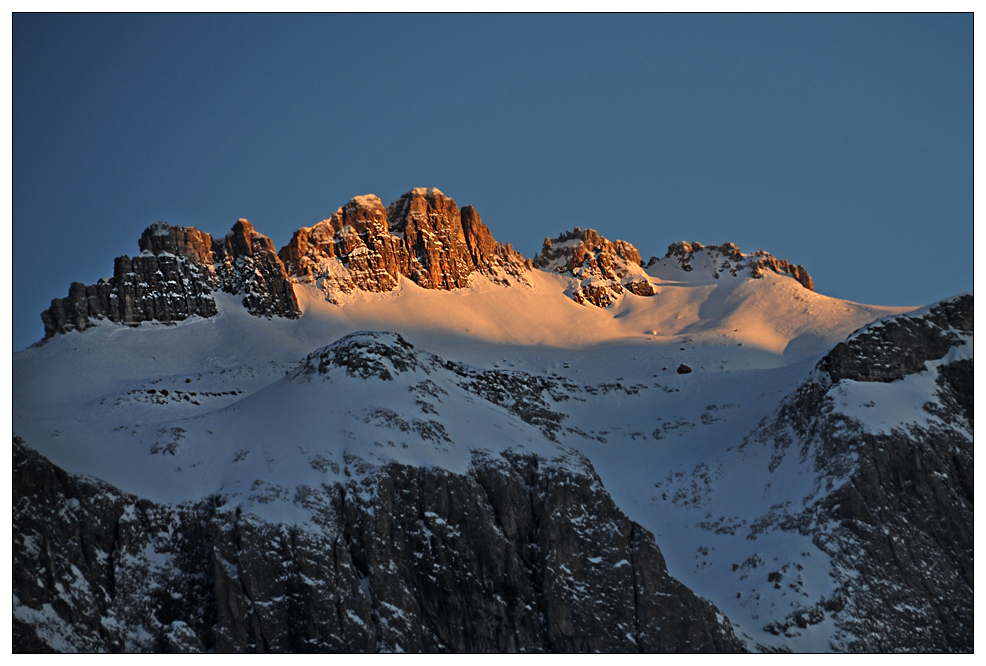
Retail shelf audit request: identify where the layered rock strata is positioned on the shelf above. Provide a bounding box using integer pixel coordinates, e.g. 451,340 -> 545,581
535,227 -> 655,308
279,188 -> 530,302
41,220 -> 299,338
661,242 -> 814,291
13,436 -> 744,653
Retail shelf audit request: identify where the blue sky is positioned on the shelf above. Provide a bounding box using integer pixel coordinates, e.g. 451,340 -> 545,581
12,13 -> 972,351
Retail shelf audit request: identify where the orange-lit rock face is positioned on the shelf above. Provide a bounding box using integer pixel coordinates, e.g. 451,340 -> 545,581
279,188 -> 530,301
279,195 -> 402,296
536,227 -> 655,308
386,187 -> 474,290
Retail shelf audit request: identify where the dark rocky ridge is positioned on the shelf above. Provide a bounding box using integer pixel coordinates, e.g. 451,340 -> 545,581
660,241 -> 814,291
535,227 -> 656,307
745,294 -> 973,651
12,436 -> 744,653
41,220 -> 300,338
820,293 -> 973,382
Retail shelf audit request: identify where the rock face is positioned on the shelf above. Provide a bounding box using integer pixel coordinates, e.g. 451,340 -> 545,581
535,227 -> 655,307
820,293 -> 972,382
387,188 -> 475,290
745,295 -> 973,651
279,189 -> 530,302
460,205 -> 531,287
660,242 -> 814,291
277,195 -> 403,297
212,219 -> 300,319
12,436 -> 744,653
41,220 -> 299,338
40,222 -> 221,338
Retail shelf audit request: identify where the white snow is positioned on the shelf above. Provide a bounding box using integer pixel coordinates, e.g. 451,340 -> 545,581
13,261 -> 941,653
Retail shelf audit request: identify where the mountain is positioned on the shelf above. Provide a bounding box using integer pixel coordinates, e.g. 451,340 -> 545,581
13,188 -> 973,653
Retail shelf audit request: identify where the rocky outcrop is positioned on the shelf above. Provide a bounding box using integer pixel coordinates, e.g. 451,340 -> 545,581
660,242 -> 814,291
820,294 -> 972,383
279,189 -> 530,303
40,222 -> 220,338
535,227 -> 655,308
13,436 -> 744,653
41,220 -> 299,338
212,219 -> 300,319
386,188 -> 475,290
277,195 -> 403,297
460,205 -> 530,287
293,331 -> 429,382
744,294 -> 973,651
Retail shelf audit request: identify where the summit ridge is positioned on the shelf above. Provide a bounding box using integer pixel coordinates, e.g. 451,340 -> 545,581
39,187 -> 820,339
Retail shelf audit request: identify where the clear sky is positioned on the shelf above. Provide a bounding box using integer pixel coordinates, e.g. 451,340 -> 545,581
12,13 -> 973,351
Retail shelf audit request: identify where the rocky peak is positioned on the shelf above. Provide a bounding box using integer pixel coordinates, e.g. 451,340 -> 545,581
460,205 -> 531,287
212,219 -> 300,319
41,219 -> 300,339
386,188 -> 474,290
279,189 -> 531,302
41,222 -> 220,338
278,195 -> 401,298
138,221 -> 215,266
660,241 -> 814,291
535,227 -> 655,308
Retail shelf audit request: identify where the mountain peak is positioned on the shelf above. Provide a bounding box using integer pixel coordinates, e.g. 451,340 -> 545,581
39,188 -> 827,343
279,189 -> 528,302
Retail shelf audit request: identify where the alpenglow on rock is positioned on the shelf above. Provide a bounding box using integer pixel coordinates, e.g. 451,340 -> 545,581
40,186 -> 828,340
535,227 -> 656,308
658,241 -> 814,291
40,219 -> 300,338
279,188 -> 531,302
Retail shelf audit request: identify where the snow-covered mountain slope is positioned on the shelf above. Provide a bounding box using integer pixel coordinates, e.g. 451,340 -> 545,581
13,196 -> 972,652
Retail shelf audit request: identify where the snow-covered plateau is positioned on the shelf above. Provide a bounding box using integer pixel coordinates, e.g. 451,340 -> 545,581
13,192 -> 973,653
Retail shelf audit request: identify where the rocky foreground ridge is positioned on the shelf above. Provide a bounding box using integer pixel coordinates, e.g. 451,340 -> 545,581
40,188 -> 821,337
13,436 -> 744,653
739,294 -> 973,651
